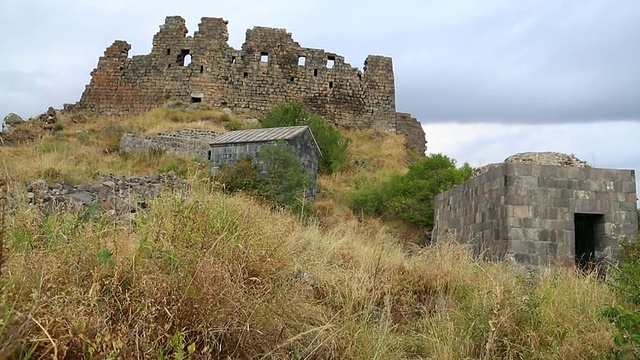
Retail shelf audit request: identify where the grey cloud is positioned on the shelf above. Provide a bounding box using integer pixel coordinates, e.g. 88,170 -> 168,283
1,0 -> 639,125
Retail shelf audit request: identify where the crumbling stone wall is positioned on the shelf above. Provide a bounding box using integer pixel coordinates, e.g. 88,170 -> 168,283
433,161 -> 638,266
119,128 -> 221,158
74,16 -> 426,154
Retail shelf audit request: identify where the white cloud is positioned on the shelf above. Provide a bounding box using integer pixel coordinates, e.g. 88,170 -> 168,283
424,121 -> 640,202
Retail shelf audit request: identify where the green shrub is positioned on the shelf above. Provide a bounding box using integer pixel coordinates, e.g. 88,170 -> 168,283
53,123 -> 64,132
158,161 -> 188,177
350,153 -> 472,228
262,101 -> 350,174
214,142 -> 311,214
602,237 -> 640,358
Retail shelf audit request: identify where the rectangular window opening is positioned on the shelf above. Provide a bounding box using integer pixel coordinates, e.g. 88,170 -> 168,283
191,96 -> 202,103
298,55 -> 306,66
166,48 -> 171,55
179,49 -> 191,66
329,81 -> 333,88
200,66 -> 204,73
574,213 -> 604,271
313,69 -> 318,77
260,52 -> 269,63
243,72 -> 249,78
327,55 -> 336,69
231,56 -> 236,64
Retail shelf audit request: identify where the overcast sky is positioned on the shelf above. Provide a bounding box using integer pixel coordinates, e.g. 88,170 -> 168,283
1,0 -> 638,198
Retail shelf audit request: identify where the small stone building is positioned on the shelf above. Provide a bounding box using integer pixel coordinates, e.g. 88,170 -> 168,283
433,153 -> 638,267
209,126 -> 321,196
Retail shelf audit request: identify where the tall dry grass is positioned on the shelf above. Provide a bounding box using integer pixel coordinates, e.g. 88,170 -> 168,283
0,108 -> 621,358
0,183 -> 618,359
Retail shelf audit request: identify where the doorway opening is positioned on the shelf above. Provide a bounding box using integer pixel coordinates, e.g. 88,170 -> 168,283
574,213 -> 604,270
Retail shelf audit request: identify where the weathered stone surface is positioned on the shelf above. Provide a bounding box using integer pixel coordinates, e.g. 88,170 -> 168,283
119,128 -> 222,158
74,15 -> 427,153
27,172 -> 186,217
2,113 -> 23,133
434,161 -> 638,267
474,152 -> 588,177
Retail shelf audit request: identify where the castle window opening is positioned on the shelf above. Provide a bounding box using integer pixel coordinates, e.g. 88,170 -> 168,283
191,96 -> 202,103
298,55 -> 306,66
200,66 -> 204,73
313,69 -> 318,77
329,81 -> 333,88
179,49 -> 191,66
260,52 -> 269,63
327,55 -> 335,69
231,56 -> 236,64
166,48 -> 171,55
243,72 -> 249,78
290,77 -> 295,82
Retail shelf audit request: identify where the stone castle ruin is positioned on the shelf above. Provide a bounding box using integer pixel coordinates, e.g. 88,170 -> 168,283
73,16 -> 426,153
433,152 -> 638,268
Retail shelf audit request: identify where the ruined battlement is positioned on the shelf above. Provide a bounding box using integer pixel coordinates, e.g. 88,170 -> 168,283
75,16 -> 426,153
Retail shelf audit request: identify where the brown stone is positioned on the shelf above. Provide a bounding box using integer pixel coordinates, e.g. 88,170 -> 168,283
74,16 -> 427,154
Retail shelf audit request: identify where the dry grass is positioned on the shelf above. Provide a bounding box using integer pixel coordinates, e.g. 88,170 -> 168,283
0,109 -> 622,358
0,184 -> 618,358
315,129 -> 410,228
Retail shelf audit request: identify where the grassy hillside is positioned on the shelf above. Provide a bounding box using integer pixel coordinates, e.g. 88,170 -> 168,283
0,107 -> 626,358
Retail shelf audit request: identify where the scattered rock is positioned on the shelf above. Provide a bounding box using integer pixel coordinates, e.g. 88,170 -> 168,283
354,159 -> 368,168
2,113 -> 23,133
26,172 -> 187,217
473,152 -> 589,177
71,113 -> 89,123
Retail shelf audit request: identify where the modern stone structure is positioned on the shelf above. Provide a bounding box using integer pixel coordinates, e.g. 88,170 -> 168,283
209,126 -> 321,196
119,128 -> 222,158
73,16 -> 426,153
433,161 -> 638,267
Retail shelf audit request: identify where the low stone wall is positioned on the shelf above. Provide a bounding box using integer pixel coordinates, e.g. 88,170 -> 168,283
119,128 -> 222,159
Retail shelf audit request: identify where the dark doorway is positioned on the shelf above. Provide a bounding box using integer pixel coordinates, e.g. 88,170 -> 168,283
574,213 -> 604,270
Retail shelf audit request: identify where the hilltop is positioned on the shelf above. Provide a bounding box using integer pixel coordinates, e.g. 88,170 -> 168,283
0,105 -> 631,358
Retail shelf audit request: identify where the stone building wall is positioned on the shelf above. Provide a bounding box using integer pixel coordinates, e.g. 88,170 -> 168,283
74,16 -> 426,153
119,128 -> 222,158
209,129 -> 320,196
433,163 -> 638,266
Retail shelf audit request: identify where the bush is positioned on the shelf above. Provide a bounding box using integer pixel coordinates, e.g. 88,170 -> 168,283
214,142 -> 311,214
601,237 -> 640,358
351,153 -> 472,228
262,101 -> 350,174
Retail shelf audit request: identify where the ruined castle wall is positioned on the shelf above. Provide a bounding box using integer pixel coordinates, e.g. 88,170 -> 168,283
119,128 -> 221,158
78,17 -> 397,130
75,16 -> 426,153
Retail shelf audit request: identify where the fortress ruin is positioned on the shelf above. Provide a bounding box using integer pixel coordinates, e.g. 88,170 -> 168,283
73,16 -> 426,153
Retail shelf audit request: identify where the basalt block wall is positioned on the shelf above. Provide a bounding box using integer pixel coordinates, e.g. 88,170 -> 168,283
119,128 -> 222,159
75,16 -> 426,153
433,163 -> 638,266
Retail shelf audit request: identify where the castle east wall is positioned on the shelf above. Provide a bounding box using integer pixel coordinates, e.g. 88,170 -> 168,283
75,16 -> 426,153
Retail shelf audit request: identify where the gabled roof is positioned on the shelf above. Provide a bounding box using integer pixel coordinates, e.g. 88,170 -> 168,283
210,126 -> 322,156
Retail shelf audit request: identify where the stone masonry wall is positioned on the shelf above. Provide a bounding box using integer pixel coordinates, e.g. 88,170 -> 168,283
74,16 -> 426,154
432,164 -> 509,259
434,163 -> 638,266
119,128 -> 222,159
